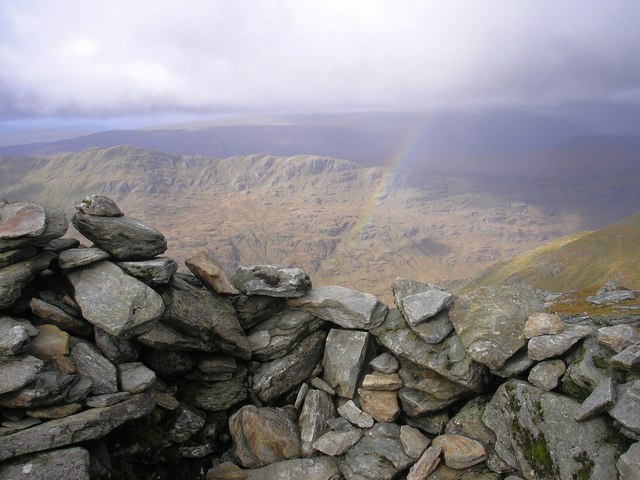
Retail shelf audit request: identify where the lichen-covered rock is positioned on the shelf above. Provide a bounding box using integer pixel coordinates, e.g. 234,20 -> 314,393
70,342 -> 118,395
0,355 -> 43,395
299,389 -> 336,457
393,278 -> 454,326
0,446 -> 91,480
322,328 -> 371,399
75,195 -> 124,217
523,313 -> 564,339
527,360 -> 566,391
527,325 -> 592,361
232,265 -> 311,298
608,380 -> 640,438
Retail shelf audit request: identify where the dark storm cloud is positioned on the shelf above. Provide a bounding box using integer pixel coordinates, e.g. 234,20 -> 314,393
1,0 -> 640,120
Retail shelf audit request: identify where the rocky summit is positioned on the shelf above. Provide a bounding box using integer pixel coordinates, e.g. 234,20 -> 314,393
0,197 -> 638,480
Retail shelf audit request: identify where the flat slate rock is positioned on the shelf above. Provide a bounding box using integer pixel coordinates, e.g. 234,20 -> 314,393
185,251 -> 239,295
0,393 -> 155,461
299,389 -> 336,457
611,343 -> 640,370
208,457 -> 341,480
323,328 -> 371,399
118,362 -> 156,393
0,315 -> 31,356
70,342 -> 118,395
72,211 -> 167,260
0,245 -> 37,269
232,264 -> 311,298
30,298 -> 93,336
0,446 -> 91,480
597,324 -> 640,353
432,434 -> 487,469
400,290 -> 454,326
290,285 -> 388,330
575,377 -> 615,421
527,324 -> 593,361
313,429 -> 363,456
0,205 -> 67,251
66,260 -> 164,338
57,247 -> 109,270
0,355 -> 43,395
608,380 -> 640,437
0,251 -> 56,309
0,372 -> 92,409
115,257 -> 178,285
369,352 -> 399,374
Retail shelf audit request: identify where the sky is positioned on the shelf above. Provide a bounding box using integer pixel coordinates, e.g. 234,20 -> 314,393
1,0 -> 640,127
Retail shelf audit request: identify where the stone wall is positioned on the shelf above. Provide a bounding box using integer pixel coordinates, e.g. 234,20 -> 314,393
0,196 -> 638,480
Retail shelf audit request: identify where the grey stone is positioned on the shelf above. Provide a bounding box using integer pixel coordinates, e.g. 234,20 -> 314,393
43,237 -> 80,253
0,252 -> 56,309
290,285 -> 388,330
407,445 -> 442,480
232,264 -> 311,298
609,380 -> 640,437
432,434 -> 487,469
70,342 -> 118,395
0,355 -> 43,395
597,324 -> 639,353
239,457 -> 341,480
229,405 -> 301,468
253,330 -> 326,402
527,324 -> 593,361
189,370 -> 247,411
29,324 -> 69,359
483,379 -> 620,480
0,203 -> 67,251
115,257 -> 178,285
118,362 -> 156,393
337,400 -> 374,428
26,402 -> 83,419
94,327 -> 139,363
0,246 -> 37,268
185,251 -> 239,295
0,446 -> 91,480
140,349 -> 195,379
149,390 -> 179,410
29,298 -> 93,336
233,294 -> 285,330
611,343 -> 640,370
617,442 -> 640,480
0,315 -> 31,356
587,286 -> 636,305
491,348 -> 535,378
75,195 -> 124,216
369,352 -> 399,374
0,393 -> 155,461
299,389 -> 336,456
400,425 -> 431,458
575,377 -> 615,421
449,285 -> 543,370
135,321 -> 212,351
85,391 -> 131,408
67,260 -> 164,338
361,372 -> 402,391
323,328 -> 371,399
57,247 -> 109,269
310,377 -> 336,396
408,310 -> 455,344
169,405 -> 205,442
326,416 -> 357,432
523,312 -> 565,339
403,411 -> 449,435
398,284 -> 454,326
372,309 -> 488,391
294,382 -> 310,409
197,353 -> 237,374
313,429 -> 363,456
0,371 -> 92,408
426,463 -> 500,479
72,211 -> 166,260
159,276 -> 250,359
528,359 -> 566,391
1,417 -> 41,430
248,308 -> 324,361
340,431 -> 413,480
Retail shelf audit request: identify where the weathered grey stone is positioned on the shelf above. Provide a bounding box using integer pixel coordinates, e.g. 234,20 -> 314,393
294,382 -> 310,409
115,257 -> 178,285
408,310 -> 455,344
248,308 -> 324,361
449,285 -> 543,370
587,285 -> 636,305
169,405 -> 206,442
337,400 -> 374,428
43,237 -> 80,253
0,246 -> 37,268
212,457 -> 341,480
186,251 -> 239,295
310,377 -> 336,396
0,252 -> 56,309
0,371 -> 91,408
150,390 -> 179,410
135,321 -> 211,351
70,342 -> 118,395
290,285 -> 388,330
528,359 -> 566,391
57,247 -> 110,270
407,445 -> 441,480
29,298 -> 93,336
232,264 -> 311,298
159,276 -> 250,359
253,330 -> 325,402
313,429 -> 363,456
323,328 -> 371,399
399,286 -> 454,326
0,315 -> 31,355
0,203 -> 67,251
75,195 -> 124,216
233,294 -> 285,330
432,434 -> 487,469
94,327 -> 139,363
67,260 -> 164,338
85,391 -> 131,408
617,442 -> 640,480
609,380 -> 640,437
118,362 -> 156,393
523,312 -> 565,339
229,405 -> 301,468
188,370 -> 247,412
72,210 -> 166,260
483,379 -> 620,480
0,446 -> 91,480
369,352 -> 399,374
340,430 -> 413,480
2,417 -> 41,431
358,388 -> 399,423
491,348 -> 535,378
403,411 -> 449,435
0,393 -> 155,461
575,377 -> 615,421
0,355 -> 43,395
527,324 -> 592,361
597,324 -> 639,353
361,372 -> 402,391
198,353 -> 237,374
26,402 -> 83,419
29,324 -> 69,359
427,463 -> 500,480
400,424 -> 431,458
372,309 -> 488,391
299,389 -> 336,457
611,343 -> 640,370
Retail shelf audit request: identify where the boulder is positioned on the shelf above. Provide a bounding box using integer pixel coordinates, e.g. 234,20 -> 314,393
0,315 -> 31,356
575,377 -> 615,421
611,343 -> 640,370
232,265 -> 311,298
527,359 -> 566,391
75,195 -> 124,216
358,388 -> 400,423
597,324 -> 639,353
322,328 -> 371,399
528,325 -> 592,361
394,278 -> 454,326
369,352 -> 399,374
608,380 -> 640,438
0,203 -> 67,251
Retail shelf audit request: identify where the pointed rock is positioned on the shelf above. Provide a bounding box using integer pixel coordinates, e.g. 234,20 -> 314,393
232,264 -> 311,298
186,251 -> 239,294
575,377 -> 615,421
323,328 -> 371,398
407,445 -> 441,479
299,389 -> 336,457
0,251 -> 56,309
338,400 -> 374,428
116,257 -> 178,285
313,429 -> 363,456
58,247 -> 109,270
71,342 -> 118,395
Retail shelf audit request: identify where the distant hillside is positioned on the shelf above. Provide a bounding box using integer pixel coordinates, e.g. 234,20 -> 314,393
461,211 -> 640,293
0,146 -> 590,302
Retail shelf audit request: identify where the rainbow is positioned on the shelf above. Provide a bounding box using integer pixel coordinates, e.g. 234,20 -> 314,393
345,123 -> 428,249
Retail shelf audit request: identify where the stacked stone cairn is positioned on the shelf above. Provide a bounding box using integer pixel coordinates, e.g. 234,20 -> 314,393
0,196 -> 638,480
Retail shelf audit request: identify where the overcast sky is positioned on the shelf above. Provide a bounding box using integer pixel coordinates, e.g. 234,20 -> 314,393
1,0 -> 640,123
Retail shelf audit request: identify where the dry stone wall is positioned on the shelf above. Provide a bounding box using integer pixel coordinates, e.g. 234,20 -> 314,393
0,196 -> 638,480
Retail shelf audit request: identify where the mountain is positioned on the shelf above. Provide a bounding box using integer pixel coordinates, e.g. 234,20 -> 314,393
0,145 -> 591,303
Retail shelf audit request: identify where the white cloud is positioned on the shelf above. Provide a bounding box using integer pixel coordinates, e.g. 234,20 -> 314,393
1,0 -> 639,118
